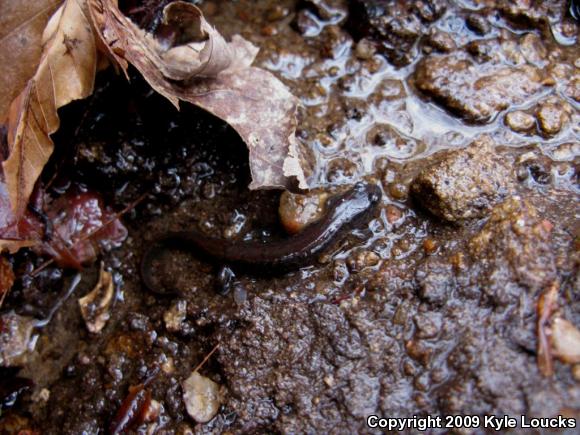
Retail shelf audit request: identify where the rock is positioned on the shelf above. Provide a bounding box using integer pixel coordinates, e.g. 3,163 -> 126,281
505,110 -> 536,133
551,142 -> 580,161
515,152 -> 553,185
564,76 -> 580,102
465,14 -> 490,35
182,371 -> 222,423
535,98 -> 572,137
466,39 -> 501,63
519,33 -> 548,66
355,38 -> 377,60
342,372 -> 380,417
468,197 -> 556,294
415,258 -> 453,305
279,190 -> 328,235
550,318 -> 580,364
346,250 -> 380,273
499,0 -> 568,31
424,29 -> 456,53
417,197 -> 557,309
266,5 -> 290,21
411,136 -> 515,221
347,0 -> 446,66
413,53 -> 548,123
367,123 -> 423,159
327,158 -> 359,183
414,312 -> 442,339
294,9 -> 322,37
164,300 -> 188,333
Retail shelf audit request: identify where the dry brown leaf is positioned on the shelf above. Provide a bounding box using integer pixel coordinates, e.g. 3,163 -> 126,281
2,0 -> 97,217
0,0 -> 63,120
0,179 -> 41,255
89,0 -> 308,190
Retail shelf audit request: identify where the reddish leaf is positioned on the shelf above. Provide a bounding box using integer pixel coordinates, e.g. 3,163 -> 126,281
0,256 -> 15,304
41,191 -> 128,268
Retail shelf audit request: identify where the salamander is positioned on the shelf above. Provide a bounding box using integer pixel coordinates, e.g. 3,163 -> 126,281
140,182 -> 382,294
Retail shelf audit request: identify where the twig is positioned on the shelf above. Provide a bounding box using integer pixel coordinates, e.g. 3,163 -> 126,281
0,285 -> 8,307
194,343 -> 220,373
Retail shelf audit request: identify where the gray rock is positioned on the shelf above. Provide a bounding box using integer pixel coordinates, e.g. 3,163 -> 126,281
411,136 -> 515,222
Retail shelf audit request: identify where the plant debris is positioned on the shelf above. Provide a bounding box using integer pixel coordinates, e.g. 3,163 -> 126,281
0,312 -> 36,367
537,280 -> 559,377
78,263 -> 115,333
109,377 -> 159,434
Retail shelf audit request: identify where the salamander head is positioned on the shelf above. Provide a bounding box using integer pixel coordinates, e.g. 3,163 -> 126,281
329,182 -> 382,223
349,181 -> 382,206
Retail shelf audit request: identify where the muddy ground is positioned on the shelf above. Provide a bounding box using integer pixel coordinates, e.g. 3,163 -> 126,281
1,0 -> 579,433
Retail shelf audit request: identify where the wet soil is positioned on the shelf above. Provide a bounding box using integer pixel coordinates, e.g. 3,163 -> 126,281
1,0 -> 579,433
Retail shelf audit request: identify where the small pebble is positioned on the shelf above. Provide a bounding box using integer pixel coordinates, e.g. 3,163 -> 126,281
267,5 -> 289,21
333,260 -> 349,283
164,300 -> 187,333
385,204 -> 403,224
279,190 -> 327,234
536,101 -> 568,136
425,30 -> 456,53
261,25 -> 278,37
403,361 -> 417,376
233,284 -> 247,305
466,14 -> 490,35
505,111 -> 535,133
572,364 -> 580,381
355,38 -> 376,60
388,182 -> 408,201
182,372 -> 222,423
430,368 -> 446,384
423,238 -> 438,255
347,250 -> 380,273
414,373 -> 430,392
324,375 -> 335,387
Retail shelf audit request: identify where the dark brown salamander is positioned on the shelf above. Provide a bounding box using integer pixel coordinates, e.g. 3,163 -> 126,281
141,182 -> 381,294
